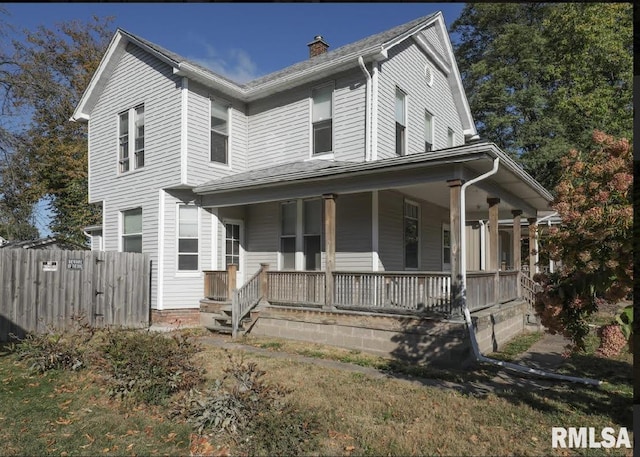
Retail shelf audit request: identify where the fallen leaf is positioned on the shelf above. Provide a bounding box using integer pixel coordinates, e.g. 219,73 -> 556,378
345,445 -> 355,451
102,448 -> 110,453
163,432 -> 177,442
144,426 -> 153,437
56,417 -> 72,425
80,434 -> 95,449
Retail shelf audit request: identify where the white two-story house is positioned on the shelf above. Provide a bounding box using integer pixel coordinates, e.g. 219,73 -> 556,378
73,12 -> 552,334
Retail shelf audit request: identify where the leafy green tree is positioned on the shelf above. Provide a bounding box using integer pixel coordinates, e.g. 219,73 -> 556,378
534,131 -> 632,351
451,3 -> 632,190
7,17 -> 113,244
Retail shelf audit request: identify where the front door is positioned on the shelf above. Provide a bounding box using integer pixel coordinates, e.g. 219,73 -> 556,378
224,220 -> 244,286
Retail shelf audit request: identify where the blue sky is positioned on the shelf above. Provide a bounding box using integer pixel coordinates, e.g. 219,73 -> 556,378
4,3 -> 465,84
2,2 -> 466,236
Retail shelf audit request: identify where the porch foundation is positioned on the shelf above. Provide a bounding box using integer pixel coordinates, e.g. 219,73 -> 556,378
248,301 -> 532,367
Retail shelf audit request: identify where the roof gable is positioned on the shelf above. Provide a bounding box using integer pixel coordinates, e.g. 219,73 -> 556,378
72,11 -> 474,133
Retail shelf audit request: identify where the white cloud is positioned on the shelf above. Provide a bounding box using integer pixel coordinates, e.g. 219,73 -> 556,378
188,43 -> 260,84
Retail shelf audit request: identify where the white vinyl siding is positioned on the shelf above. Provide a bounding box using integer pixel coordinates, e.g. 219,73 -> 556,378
89,43 -> 183,308
378,190 -> 447,271
247,68 -> 366,167
186,81 -> 248,185
377,37 -> 464,159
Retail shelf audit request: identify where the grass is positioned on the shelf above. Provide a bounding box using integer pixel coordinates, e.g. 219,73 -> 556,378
0,315 -> 633,457
488,331 -> 545,361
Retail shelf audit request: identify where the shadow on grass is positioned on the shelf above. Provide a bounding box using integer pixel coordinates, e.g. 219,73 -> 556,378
385,316 -> 633,427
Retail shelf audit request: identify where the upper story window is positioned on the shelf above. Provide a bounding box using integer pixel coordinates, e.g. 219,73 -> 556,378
210,101 -> 229,164
178,205 -> 198,271
122,207 -> 142,253
447,128 -> 455,148
395,88 -> 406,156
118,105 -> 144,173
424,111 -> 433,152
312,85 -> 333,155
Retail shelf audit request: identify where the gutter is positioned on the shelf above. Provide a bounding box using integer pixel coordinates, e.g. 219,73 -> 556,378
458,158 -> 601,385
357,57 -> 372,162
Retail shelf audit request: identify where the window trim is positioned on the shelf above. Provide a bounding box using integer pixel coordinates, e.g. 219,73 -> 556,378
120,207 -> 142,253
424,110 -> 434,152
309,82 -> 335,158
403,199 -> 420,270
176,203 -> 200,274
447,127 -> 455,148
118,104 -> 145,174
442,223 -> 451,271
395,87 -> 407,156
209,99 -> 231,167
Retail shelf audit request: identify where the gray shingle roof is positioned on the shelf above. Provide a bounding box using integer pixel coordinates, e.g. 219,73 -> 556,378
118,12 -> 438,91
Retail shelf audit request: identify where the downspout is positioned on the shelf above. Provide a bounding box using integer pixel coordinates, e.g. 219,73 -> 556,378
459,158 -> 600,386
358,56 -> 372,161
371,62 -> 379,161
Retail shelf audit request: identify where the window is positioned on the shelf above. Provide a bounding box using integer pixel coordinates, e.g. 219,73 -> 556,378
225,223 -> 241,268
443,224 -> 451,270
303,199 -> 322,270
134,106 -> 145,168
122,208 -> 142,253
211,101 -> 228,164
119,105 -> 145,173
395,88 -> 406,156
404,201 -> 419,269
312,85 -> 333,154
280,201 -> 297,269
424,111 -> 433,152
178,205 -> 198,270
447,128 -> 455,148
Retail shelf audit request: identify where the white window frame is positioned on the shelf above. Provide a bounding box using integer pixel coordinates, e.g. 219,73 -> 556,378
303,198 -> 322,271
395,87 -> 407,156
120,207 -> 142,253
118,104 -> 145,174
176,204 -> 200,274
442,223 -> 451,271
403,199 -> 420,270
424,110 -> 434,152
447,128 -> 455,148
279,201 -> 298,270
309,82 -> 335,158
210,99 -> 230,167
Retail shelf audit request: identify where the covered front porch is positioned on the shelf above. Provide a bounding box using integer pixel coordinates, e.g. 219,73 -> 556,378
195,142 -> 551,352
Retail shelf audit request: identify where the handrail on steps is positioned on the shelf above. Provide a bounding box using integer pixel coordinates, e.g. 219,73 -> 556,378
231,264 -> 268,338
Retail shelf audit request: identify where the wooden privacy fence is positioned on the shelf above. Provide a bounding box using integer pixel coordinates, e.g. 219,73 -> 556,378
0,250 -> 150,341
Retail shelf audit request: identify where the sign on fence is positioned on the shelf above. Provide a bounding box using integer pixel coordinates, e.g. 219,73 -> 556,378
0,250 -> 151,341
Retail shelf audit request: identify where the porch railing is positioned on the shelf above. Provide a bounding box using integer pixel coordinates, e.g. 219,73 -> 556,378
267,271 -> 325,306
203,270 -> 230,301
498,270 -> 519,303
521,273 -> 542,308
466,272 -> 496,311
334,271 -> 451,313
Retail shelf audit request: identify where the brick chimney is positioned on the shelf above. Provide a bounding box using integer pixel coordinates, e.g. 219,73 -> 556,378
307,35 -> 329,58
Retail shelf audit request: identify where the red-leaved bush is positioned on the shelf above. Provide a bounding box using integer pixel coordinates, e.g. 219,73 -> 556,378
534,131 -> 632,351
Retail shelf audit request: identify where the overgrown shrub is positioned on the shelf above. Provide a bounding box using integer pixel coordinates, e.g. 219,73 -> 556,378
174,353 -> 319,455
98,330 -> 204,405
11,317 -> 96,373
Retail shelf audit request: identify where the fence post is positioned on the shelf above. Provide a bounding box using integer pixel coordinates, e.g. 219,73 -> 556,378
227,264 -> 237,300
260,263 -> 269,302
